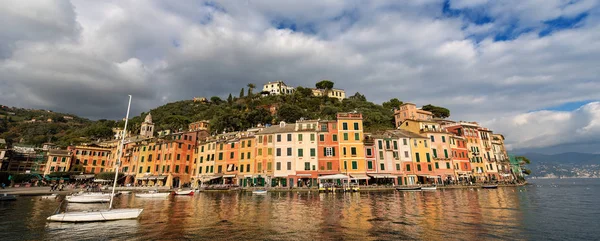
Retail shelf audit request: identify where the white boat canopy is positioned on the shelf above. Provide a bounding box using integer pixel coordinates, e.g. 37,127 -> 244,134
317,174 -> 350,180
350,174 -> 370,180
368,174 -> 396,179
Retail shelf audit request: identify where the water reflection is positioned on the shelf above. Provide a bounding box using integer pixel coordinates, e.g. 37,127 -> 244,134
1,188 -> 527,240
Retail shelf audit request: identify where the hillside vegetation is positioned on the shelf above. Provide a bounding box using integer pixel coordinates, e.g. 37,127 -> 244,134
0,82 -> 450,147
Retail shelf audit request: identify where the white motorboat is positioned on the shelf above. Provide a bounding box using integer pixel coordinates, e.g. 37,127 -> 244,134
47,95 -> 143,222
77,192 -> 117,197
421,186 -> 437,191
119,191 -> 131,195
252,190 -> 267,194
135,192 -> 170,198
47,208 -> 143,222
41,194 -> 58,199
66,195 -> 111,203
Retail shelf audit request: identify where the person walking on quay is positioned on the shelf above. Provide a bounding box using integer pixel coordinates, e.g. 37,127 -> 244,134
1,182 -> 5,189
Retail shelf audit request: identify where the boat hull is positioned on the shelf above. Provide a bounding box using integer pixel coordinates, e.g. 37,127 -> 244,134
421,186 -> 437,191
252,190 -> 267,194
0,194 -> 17,201
135,193 -> 170,198
66,196 -> 110,203
47,208 -> 143,222
482,185 -> 498,189
174,190 -> 194,195
396,187 -> 422,191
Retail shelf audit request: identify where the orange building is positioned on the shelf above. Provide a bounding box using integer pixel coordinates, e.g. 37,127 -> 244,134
69,144 -> 112,174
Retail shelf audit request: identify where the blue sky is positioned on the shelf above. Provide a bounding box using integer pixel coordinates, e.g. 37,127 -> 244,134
1,0 -> 600,153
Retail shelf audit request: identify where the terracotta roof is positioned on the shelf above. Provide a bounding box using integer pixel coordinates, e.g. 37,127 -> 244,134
256,123 -> 297,134
384,129 -> 427,139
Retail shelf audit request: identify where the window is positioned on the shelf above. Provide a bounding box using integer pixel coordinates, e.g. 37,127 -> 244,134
93,160 -> 97,165
310,148 -> 316,157
426,153 -> 431,162
287,134 -> 292,141
332,135 -> 338,142
217,165 -> 222,173
404,151 -> 409,158
277,135 -> 281,142
354,133 -> 359,141
247,140 -> 251,147
305,162 -> 310,170
416,153 -> 420,162
242,141 -> 245,148
276,162 -> 281,170
175,165 -> 180,173
201,146 -> 205,152
433,149 -> 438,158
353,123 -> 359,130
386,141 -> 391,149
343,133 -> 348,141
351,161 -> 358,170
379,151 -> 384,159
327,162 -> 332,170
406,164 -> 411,171
414,140 -> 417,147
310,134 -> 315,141
367,161 -> 373,169
298,149 -> 303,157
241,153 -> 245,160
342,122 -> 348,130
319,134 -> 325,142
267,162 -> 272,171
139,166 -> 143,173
417,165 -> 421,171
298,134 -> 303,141
287,148 -> 292,156
218,153 -> 223,160
200,156 -> 204,163
366,149 -> 372,156
343,147 -> 347,156
230,152 -> 234,159
424,140 -> 428,148
177,154 -> 181,160
268,148 -> 273,155
428,164 -> 432,171
380,163 -> 385,171
287,162 -> 292,170
247,152 -> 250,159
393,152 -> 398,159
325,147 -> 334,157
240,165 -> 244,173
393,141 -> 398,150
396,164 -> 401,171
199,167 -> 203,174
257,163 -> 262,172
435,163 -> 439,169
246,164 -> 250,172
350,147 -> 356,156
430,136 -> 435,142
442,136 -> 446,143
52,157 -> 57,162
276,148 -> 281,156
258,149 -> 263,155
444,149 -> 449,158
446,162 -> 451,169
378,140 -> 383,149
403,139 -> 408,145
268,135 -> 273,143
101,160 -> 105,166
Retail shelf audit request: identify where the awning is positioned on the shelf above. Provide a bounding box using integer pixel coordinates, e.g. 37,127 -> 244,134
318,174 -> 350,180
296,174 -> 312,177
93,179 -> 112,183
137,177 -> 149,180
73,174 -> 95,180
148,175 -> 168,180
244,175 -> 253,178
501,173 -> 512,177
223,174 -> 236,178
274,173 -> 288,177
200,176 -> 221,182
418,175 -> 440,179
368,174 -> 396,178
350,174 -> 370,180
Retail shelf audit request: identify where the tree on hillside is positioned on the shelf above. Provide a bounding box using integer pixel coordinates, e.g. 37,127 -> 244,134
210,96 -> 223,104
277,104 -> 305,123
239,88 -> 245,98
349,92 -> 367,101
295,86 -> 313,98
315,80 -> 334,98
227,94 -> 233,104
247,83 -> 256,97
382,98 -> 403,110
422,104 -> 450,119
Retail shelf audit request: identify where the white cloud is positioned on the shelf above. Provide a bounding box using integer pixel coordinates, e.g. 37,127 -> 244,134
0,0 -> 599,151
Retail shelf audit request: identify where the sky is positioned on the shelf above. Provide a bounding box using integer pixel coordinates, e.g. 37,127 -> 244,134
1,0 -> 599,154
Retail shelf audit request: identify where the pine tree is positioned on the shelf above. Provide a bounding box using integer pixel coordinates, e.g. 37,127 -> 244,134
239,88 -> 245,98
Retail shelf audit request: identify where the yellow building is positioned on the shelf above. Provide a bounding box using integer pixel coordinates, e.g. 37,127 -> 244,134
237,133 -> 256,187
43,149 -> 72,175
337,113 -> 367,179
195,138 -> 217,187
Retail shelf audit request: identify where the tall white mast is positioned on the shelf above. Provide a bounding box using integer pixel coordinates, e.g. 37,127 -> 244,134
109,95 -> 132,209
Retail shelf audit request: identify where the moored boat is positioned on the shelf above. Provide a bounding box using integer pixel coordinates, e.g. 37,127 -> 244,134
41,194 -> 58,199
47,208 -> 143,222
396,186 -> 422,191
66,195 -> 110,203
1,193 -> 17,201
252,190 -> 267,194
482,185 -> 498,189
135,192 -> 170,198
421,186 -> 437,191
174,190 -> 194,195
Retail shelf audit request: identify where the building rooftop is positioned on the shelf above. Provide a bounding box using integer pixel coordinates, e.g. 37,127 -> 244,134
384,129 -> 427,139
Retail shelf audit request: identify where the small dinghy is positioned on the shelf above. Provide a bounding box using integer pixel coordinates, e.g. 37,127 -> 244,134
252,190 -> 267,194
47,208 -> 143,222
396,186 -> 422,191
174,190 -> 194,195
41,194 -> 58,199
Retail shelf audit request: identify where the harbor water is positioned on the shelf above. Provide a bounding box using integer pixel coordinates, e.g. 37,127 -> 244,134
1,178 -> 599,240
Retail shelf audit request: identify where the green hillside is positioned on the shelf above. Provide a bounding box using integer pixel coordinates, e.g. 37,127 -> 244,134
0,82 -> 450,147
